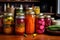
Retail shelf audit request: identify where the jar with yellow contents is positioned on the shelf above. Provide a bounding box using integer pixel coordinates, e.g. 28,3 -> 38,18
34,6 -> 40,15
4,13 -> 14,25
15,15 -> 25,35
3,24 -> 13,34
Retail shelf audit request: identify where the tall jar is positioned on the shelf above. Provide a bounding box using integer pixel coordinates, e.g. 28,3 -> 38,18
3,24 -> 13,34
15,15 -> 25,35
3,13 -> 14,25
0,15 -> 3,33
36,16 -> 45,34
25,12 -> 35,34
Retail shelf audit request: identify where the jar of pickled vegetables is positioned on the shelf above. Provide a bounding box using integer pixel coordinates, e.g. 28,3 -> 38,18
15,15 -> 25,34
34,6 -> 40,15
45,15 -> 52,27
0,15 -> 3,33
4,13 -> 14,25
3,24 -> 13,34
25,12 -> 35,34
36,16 -> 45,34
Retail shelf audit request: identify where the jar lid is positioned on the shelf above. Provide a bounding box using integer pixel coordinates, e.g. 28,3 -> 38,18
16,16 -> 25,19
19,16 -> 25,18
8,13 -> 13,16
30,12 -> 35,14
20,13 -> 25,15
47,15 -> 51,18
39,13 -> 43,16
40,16 -> 44,18
29,7 -> 33,10
51,18 -> 55,20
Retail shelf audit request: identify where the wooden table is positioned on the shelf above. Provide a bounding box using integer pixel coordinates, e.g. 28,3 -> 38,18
0,34 -> 60,40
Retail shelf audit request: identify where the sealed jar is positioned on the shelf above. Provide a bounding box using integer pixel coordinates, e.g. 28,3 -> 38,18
4,13 -> 14,25
0,15 -> 3,33
36,16 -> 45,34
15,15 -> 25,34
34,6 -> 40,15
25,12 -> 35,34
45,15 -> 52,27
3,24 -> 13,34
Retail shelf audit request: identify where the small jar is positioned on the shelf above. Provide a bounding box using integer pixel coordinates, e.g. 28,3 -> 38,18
45,15 -> 52,27
15,15 -> 25,34
34,6 -> 40,15
51,18 -> 56,25
4,13 -> 14,25
3,24 -> 13,34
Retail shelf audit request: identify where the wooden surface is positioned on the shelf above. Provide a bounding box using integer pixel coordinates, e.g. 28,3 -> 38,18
0,34 -> 60,40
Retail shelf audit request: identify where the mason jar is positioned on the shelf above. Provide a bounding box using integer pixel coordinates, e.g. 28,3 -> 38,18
15,15 -> 25,34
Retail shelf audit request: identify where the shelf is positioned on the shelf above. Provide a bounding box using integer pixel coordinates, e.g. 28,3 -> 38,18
0,1 -> 40,3
43,13 -> 54,15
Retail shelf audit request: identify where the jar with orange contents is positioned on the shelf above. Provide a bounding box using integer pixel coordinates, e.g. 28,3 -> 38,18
3,24 -> 13,34
15,15 -> 25,35
25,11 -> 35,34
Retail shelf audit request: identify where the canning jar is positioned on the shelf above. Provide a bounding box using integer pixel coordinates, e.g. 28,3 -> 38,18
3,24 -> 13,34
25,12 -> 35,34
34,6 -> 40,15
15,15 -> 25,34
45,15 -> 52,27
0,15 -> 3,33
36,16 -> 45,33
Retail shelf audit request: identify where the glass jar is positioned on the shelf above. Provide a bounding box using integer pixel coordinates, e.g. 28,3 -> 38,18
34,6 -> 40,15
45,15 -> 52,27
36,16 -> 45,34
15,16 -> 25,34
25,12 -> 35,34
4,13 -> 14,25
0,15 -> 3,33
3,24 -> 13,34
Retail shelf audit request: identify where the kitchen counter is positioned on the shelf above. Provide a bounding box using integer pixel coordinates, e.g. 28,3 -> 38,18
0,34 -> 60,40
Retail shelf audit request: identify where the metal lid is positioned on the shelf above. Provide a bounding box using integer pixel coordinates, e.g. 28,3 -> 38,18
8,13 -> 13,16
39,13 -> 43,16
51,18 -> 55,20
16,16 -> 25,19
29,7 -> 33,10
30,12 -> 35,15
47,15 -> 51,18
40,16 -> 44,18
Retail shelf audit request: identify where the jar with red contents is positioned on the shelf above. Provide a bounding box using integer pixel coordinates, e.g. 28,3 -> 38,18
36,16 -> 45,34
3,24 -> 13,34
15,15 -> 25,35
0,15 -> 3,33
45,15 -> 52,27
